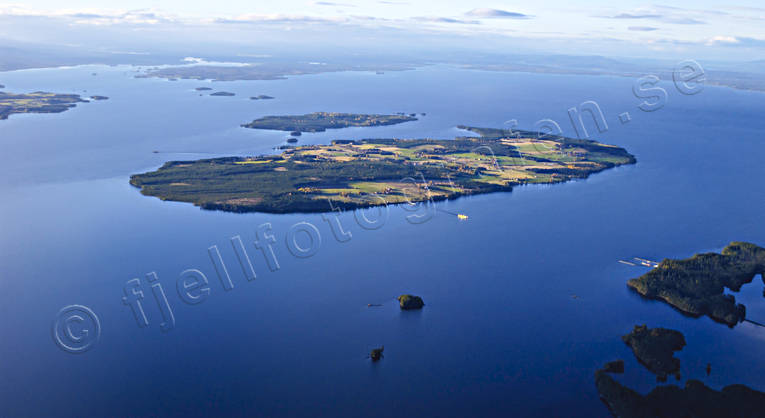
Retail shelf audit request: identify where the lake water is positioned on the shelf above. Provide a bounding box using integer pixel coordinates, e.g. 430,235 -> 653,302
1,64 -> 765,417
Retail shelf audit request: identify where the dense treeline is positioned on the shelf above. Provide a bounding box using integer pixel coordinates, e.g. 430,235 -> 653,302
627,242 -> 765,326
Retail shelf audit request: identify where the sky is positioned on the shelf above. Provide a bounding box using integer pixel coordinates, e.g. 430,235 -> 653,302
0,1 -> 763,62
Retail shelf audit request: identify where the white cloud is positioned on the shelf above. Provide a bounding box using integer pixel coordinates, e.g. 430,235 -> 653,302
705,36 -> 765,47
0,5 -> 179,25
608,12 -> 661,19
706,35 -> 739,45
600,9 -> 705,24
465,8 -> 530,19
215,14 -> 346,24
312,1 -> 356,7
413,16 -> 480,25
628,26 -> 659,31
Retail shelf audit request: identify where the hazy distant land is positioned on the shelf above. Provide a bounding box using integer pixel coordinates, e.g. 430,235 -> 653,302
461,60 -> 765,93
137,62 -> 415,81
133,55 -> 765,93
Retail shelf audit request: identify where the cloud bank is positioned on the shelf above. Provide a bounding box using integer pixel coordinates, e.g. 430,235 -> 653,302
465,8 -> 530,19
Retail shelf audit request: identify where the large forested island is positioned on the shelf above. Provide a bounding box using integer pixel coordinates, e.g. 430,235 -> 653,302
627,242 -> 765,326
130,126 -> 635,213
0,91 -> 88,120
242,112 -> 417,133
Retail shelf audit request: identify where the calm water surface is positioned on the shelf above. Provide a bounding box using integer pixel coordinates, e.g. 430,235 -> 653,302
1,65 -> 764,417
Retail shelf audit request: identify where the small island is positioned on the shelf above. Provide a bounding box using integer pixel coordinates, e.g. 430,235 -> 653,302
90,96 -> 109,101
397,294 -> 425,310
622,325 -> 685,381
242,112 -> 417,133
0,91 -> 89,120
195,87 -> 213,91
129,126 -> 635,213
370,346 -> 384,361
627,242 -> 765,326
210,91 -> 236,97
250,95 -> 275,100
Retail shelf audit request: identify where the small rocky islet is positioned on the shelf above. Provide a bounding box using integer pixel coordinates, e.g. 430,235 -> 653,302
369,346 -> 384,361
397,294 -> 425,310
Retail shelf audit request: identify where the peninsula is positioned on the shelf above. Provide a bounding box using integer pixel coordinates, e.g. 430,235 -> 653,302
627,242 -> 765,326
242,112 -> 417,133
0,91 -> 88,120
130,126 -> 635,213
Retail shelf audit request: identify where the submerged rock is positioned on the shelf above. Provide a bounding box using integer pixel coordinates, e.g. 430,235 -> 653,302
622,325 -> 685,381
397,294 -> 424,310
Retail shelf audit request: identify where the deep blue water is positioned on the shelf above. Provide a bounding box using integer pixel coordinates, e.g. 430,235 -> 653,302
1,64 -> 765,417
